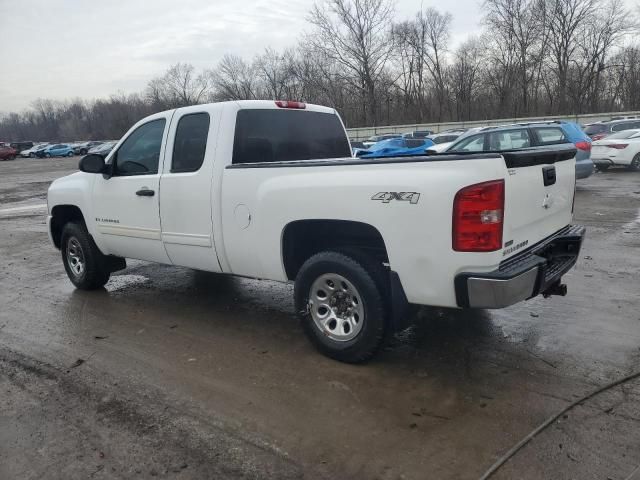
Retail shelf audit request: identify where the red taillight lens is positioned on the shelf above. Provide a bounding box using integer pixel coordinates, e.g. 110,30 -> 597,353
575,141 -> 591,151
275,100 -> 306,109
453,180 -> 505,252
592,134 -> 606,141
606,143 -> 628,149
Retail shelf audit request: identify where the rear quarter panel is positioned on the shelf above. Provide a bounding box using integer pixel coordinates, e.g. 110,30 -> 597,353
220,158 -> 508,308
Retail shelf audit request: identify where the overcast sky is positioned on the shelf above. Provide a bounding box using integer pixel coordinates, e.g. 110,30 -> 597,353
0,0 -> 635,113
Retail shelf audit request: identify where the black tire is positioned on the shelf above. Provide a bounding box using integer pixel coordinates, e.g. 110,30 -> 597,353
294,250 -> 389,363
29,153 -> 35,158
596,164 -> 609,172
67,151 -> 74,157
628,154 -> 640,172
61,222 -> 110,290
80,149 -> 88,155
45,153 -> 51,158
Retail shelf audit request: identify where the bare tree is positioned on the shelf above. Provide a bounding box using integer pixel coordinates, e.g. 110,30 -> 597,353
210,54 -> 257,100
307,0 -> 395,125
146,63 -> 211,108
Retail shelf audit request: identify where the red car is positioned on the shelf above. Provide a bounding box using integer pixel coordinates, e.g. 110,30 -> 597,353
0,146 -> 18,160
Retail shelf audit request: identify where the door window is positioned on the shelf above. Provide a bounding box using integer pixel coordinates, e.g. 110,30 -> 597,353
611,122 -> 634,132
533,127 -> 567,145
113,119 -> 166,176
171,113 -> 210,173
488,129 -> 531,149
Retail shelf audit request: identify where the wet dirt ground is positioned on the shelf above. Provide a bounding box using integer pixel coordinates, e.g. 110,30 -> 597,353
1,156 -> 639,480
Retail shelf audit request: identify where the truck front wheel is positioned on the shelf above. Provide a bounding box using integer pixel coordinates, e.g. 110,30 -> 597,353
61,222 -> 111,290
294,250 -> 388,363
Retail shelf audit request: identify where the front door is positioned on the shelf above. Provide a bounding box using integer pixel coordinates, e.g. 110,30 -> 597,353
92,114 -> 172,264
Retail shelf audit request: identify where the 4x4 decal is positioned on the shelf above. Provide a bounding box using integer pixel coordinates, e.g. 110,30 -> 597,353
371,192 -> 420,204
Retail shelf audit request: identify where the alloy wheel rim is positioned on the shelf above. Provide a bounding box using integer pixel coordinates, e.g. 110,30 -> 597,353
308,273 -> 365,342
67,237 -> 85,277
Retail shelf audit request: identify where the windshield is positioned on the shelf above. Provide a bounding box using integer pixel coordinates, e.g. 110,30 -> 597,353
606,130 -> 640,139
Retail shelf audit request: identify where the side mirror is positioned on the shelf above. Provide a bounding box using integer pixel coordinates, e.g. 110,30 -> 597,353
79,154 -> 105,174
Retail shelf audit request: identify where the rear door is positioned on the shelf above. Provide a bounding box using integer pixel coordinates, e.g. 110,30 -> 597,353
159,106 -> 222,271
500,126 -> 575,258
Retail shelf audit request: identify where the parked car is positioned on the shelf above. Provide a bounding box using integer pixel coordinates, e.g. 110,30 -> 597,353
20,143 -> 48,158
423,132 -> 464,152
591,129 -> 640,171
402,130 -> 434,139
0,145 -> 18,160
445,121 -> 594,179
40,144 -> 75,158
47,100 -> 584,363
88,141 -> 117,156
74,141 -> 103,155
31,144 -> 52,158
583,119 -> 640,141
355,136 -> 434,157
362,133 -> 402,149
10,141 -> 34,153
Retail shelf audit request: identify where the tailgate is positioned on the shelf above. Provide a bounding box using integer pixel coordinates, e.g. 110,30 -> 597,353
501,145 -> 576,259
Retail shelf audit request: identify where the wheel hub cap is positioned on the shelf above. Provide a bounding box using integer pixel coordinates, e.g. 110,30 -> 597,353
308,273 -> 364,342
67,237 -> 85,277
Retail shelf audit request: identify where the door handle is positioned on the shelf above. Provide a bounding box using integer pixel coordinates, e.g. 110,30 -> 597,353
136,188 -> 155,197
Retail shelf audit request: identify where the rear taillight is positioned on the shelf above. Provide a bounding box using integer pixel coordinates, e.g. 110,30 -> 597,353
575,141 -> 591,151
453,180 -> 505,252
275,100 -> 306,109
606,143 -> 628,149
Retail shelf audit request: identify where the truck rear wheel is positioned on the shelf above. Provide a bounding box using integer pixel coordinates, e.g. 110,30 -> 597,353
294,250 -> 388,363
61,222 -> 111,290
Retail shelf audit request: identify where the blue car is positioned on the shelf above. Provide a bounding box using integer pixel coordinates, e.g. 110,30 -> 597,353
40,144 -> 75,158
356,136 -> 435,158
445,121 -> 593,179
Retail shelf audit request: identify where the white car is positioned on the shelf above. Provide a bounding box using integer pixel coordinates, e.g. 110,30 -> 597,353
47,100 -> 584,363
21,143 -> 48,158
591,129 -> 640,171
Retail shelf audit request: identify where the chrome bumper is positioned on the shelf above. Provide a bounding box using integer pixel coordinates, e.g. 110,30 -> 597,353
455,225 -> 586,309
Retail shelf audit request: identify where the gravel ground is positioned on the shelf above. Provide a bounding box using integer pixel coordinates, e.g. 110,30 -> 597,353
1,156 -> 639,479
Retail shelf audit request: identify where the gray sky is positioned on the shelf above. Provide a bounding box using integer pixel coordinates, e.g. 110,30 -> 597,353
0,0 -> 633,113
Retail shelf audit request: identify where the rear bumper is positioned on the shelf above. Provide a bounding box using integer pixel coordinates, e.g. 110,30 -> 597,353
575,159 -> 594,179
455,225 -> 585,309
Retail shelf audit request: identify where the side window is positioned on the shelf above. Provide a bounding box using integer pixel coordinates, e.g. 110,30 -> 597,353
113,119 -> 166,176
612,122 -> 634,132
488,129 -> 531,150
534,127 -> 566,145
171,113 -> 210,173
451,134 -> 485,152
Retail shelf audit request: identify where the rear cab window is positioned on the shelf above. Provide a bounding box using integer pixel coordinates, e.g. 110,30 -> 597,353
232,109 -> 351,164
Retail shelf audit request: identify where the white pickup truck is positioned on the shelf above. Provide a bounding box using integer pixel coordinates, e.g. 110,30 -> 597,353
47,100 -> 585,362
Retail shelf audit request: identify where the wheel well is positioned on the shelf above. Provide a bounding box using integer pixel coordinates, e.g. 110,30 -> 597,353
282,220 -> 389,280
50,205 -> 85,249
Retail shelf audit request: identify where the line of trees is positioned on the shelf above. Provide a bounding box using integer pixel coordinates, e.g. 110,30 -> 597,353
1,0 -> 639,142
